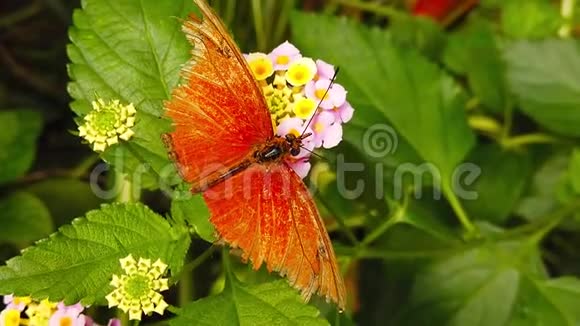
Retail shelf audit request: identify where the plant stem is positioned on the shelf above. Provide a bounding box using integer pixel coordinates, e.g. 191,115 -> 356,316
442,182 -> 477,238
360,199 -> 407,247
263,0 -> 275,47
331,0 -> 406,20
113,165 -> 141,203
342,246 -> 466,260
326,215 -> 366,233
499,200 -> 580,242
70,154 -> 100,178
177,247 -> 217,306
441,0 -> 479,27
118,312 -> 129,325
178,267 -> 194,306
176,230 -> 218,310
0,45 -> 63,99
221,247 -> 236,289
316,194 -> 359,245
501,100 -> 514,141
501,133 -> 563,149
223,0 -> 236,27
527,211 -> 567,245
181,246 -> 217,275
272,0 -> 296,46
251,0 -> 266,52
44,0 -> 70,24
0,0 -> 42,27
559,0 -> 577,37
116,173 -> 133,203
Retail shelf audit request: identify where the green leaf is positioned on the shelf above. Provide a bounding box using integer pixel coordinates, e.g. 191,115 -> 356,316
401,200 -> 460,243
444,19 -> 509,113
390,15 -> 446,60
462,145 -> 532,224
511,277 -> 580,325
0,203 -> 190,304
67,0 -> 197,189
400,241 -> 549,325
291,12 -> 475,186
0,110 -> 42,184
504,39 -> 580,136
480,0 -> 502,8
170,189 -> 215,242
0,192 -> 53,244
375,197 -> 462,257
516,152 -> 569,221
501,0 -> 561,39
171,279 -> 328,326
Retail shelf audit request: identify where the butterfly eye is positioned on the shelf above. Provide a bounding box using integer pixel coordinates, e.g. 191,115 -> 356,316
290,147 -> 300,156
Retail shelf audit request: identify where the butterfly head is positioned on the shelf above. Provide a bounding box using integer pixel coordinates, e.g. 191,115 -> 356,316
285,132 -> 312,157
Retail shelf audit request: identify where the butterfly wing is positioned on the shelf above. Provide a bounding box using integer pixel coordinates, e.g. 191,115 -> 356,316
166,0 -> 347,309
203,162 -> 347,310
164,0 -> 273,189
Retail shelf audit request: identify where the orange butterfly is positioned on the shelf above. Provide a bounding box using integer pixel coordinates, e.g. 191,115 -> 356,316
163,0 -> 346,310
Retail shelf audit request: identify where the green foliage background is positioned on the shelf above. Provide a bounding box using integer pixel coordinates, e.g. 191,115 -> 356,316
1,0 -> 580,325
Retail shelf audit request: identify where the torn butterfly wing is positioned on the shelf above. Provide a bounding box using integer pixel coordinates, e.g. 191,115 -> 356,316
203,163 -> 347,310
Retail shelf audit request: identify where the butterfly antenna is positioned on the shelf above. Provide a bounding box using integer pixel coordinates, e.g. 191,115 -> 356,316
301,67 -> 340,137
300,145 -> 330,162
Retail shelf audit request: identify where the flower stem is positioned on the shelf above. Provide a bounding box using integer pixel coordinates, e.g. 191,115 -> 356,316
501,133 -> 563,149
116,173 -> 133,203
70,154 -> 100,178
442,181 -> 477,238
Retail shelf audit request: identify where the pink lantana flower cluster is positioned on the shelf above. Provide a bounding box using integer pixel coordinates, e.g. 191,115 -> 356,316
245,41 -> 354,178
0,295 -> 120,326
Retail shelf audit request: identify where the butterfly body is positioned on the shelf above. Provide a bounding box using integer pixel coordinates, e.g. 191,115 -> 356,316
164,0 -> 347,310
255,133 -> 308,163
